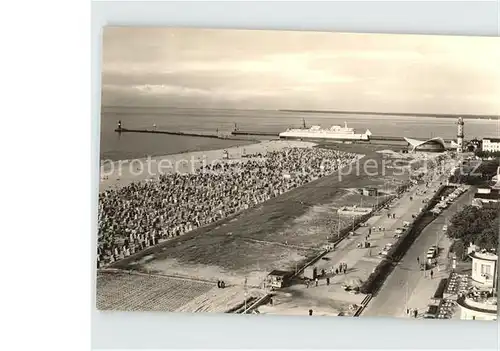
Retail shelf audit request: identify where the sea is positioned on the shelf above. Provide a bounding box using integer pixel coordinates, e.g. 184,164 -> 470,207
100,106 -> 500,161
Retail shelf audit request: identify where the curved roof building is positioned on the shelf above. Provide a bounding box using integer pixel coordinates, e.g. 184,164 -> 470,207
457,295 -> 497,321
404,137 -> 446,152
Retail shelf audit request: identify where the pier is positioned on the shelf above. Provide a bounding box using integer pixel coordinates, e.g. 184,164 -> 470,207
231,130 -> 279,137
115,127 -> 252,141
116,127 -> 218,138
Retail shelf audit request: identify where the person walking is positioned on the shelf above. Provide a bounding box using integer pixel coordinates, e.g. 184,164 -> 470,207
315,278 -> 319,287
417,257 -> 420,264
326,277 -> 330,286
430,270 -> 434,279
413,309 -> 418,318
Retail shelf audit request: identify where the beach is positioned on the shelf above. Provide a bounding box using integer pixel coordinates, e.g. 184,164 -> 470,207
99,140 -> 318,191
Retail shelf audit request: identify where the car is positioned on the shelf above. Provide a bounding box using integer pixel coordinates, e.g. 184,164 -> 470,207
442,225 -> 448,232
379,250 -> 389,257
395,228 -> 404,234
427,248 -> 437,259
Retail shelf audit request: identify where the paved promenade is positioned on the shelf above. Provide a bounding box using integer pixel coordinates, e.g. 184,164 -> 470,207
362,185 -> 474,318
311,172 -> 446,285
258,169 -> 452,316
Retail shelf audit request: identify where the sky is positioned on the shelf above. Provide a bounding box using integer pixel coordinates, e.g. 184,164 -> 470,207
101,27 -> 500,115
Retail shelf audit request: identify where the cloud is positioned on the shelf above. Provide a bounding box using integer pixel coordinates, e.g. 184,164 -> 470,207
101,28 -> 500,114
130,84 -> 281,101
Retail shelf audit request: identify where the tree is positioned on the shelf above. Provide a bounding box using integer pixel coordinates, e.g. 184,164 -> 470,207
446,205 -> 499,259
475,227 -> 499,251
450,240 -> 466,260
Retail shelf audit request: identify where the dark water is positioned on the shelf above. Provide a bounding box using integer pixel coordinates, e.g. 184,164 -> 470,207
100,106 -> 500,161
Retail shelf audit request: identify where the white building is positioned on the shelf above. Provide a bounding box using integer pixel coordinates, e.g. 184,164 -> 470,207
456,251 -> 498,321
470,251 -> 498,288
481,138 -> 500,153
457,296 -> 497,321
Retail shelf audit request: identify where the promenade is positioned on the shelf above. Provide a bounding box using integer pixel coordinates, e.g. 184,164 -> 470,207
362,185 -> 474,318
257,164 -> 451,316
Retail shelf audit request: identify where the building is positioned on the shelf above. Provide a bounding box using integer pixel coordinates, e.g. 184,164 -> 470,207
266,270 -> 292,289
472,188 -> 500,207
457,295 -> 497,321
404,137 -> 446,153
481,138 -> 500,153
470,251 -> 498,289
455,251 -> 498,321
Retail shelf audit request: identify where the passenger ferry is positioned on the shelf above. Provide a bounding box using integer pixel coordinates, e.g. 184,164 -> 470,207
279,121 -> 371,141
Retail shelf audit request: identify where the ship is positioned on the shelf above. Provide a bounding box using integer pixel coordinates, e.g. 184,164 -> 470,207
279,121 -> 372,141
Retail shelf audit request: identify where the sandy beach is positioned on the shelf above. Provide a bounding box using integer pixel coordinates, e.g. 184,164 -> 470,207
99,140 -> 318,192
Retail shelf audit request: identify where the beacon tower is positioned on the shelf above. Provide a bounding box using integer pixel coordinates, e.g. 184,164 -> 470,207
457,116 -> 464,154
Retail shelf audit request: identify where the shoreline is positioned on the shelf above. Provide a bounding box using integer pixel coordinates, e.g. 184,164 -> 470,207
100,137 -> 260,164
99,139 -> 319,192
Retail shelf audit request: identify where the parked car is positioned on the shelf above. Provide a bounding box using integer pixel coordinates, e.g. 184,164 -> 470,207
379,243 -> 393,256
379,249 -> 389,257
427,248 -> 435,257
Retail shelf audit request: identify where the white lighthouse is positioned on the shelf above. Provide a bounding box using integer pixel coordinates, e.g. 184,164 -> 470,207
457,116 -> 464,154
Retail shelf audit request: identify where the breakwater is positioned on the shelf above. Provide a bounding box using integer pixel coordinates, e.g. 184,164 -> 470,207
115,128 -> 253,141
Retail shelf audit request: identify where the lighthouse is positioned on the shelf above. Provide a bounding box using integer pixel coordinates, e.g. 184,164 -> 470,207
457,116 -> 464,154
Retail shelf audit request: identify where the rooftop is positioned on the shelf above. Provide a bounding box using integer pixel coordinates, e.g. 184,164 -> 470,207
473,192 -> 500,200
469,251 -> 498,262
483,138 -> 500,143
268,270 -> 291,277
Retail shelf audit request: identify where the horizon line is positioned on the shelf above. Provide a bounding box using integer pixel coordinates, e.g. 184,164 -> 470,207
101,105 -> 500,119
